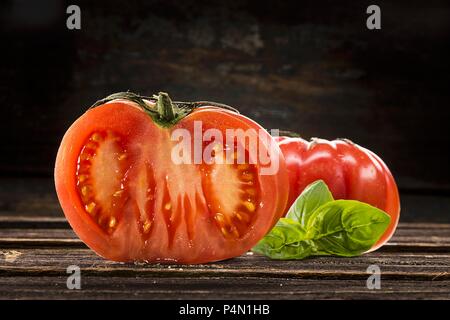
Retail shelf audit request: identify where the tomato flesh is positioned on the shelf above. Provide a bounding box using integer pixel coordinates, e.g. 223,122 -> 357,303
55,101 -> 288,263
202,155 -> 259,239
76,131 -> 129,234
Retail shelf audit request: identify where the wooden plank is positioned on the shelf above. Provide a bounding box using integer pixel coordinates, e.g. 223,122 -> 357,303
0,222 -> 448,299
1,223 -> 449,250
0,276 -> 449,300
1,237 -> 449,252
1,248 -> 449,281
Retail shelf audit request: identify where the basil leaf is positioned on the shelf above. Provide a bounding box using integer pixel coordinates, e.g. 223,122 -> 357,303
252,218 -> 317,260
253,199 -> 391,259
304,200 -> 391,256
286,180 -> 334,226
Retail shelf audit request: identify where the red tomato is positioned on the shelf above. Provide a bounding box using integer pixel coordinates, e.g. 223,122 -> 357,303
276,136 -> 400,250
55,92 -> 288,264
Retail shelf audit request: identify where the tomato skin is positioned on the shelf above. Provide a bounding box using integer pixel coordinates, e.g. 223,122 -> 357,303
55,99 -> 288,264
276,136 -> 400,250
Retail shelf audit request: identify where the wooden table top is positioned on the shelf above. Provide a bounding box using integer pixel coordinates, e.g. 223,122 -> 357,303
1,217 -> 449,299
0,179 -> 449,299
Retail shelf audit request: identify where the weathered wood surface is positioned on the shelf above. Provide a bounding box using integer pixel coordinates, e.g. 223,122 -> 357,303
1,277 -> 449,300
0,178 -> 449,299
0,214 -> 449,299
1,223 -> 450,250
1,246 -> 450,279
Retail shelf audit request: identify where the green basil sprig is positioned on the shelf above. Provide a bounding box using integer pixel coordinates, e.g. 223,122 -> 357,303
252,180 -> 391,259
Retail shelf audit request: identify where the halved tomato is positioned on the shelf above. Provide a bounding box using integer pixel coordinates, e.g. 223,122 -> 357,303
55,92 -> 288,264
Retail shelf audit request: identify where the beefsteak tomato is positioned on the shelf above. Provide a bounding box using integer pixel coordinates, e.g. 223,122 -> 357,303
276,136 -> 400,249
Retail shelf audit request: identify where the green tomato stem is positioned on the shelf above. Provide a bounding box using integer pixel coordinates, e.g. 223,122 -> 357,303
156,92 -> 176,122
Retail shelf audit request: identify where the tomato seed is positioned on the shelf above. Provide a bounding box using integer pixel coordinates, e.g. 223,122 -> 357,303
108,217 -> 117,228
78,174 -> 88,183
81,185 -> 91,197
243,201 -> 256,213
241,172 -> 254,181
113,190 -> 124,197
237,164 -> 250,170
220,227 -> 229,236
85,202 -> 96,215
214,213 -> 226,223
91,133 -> 103,142
143,221 -> 152,233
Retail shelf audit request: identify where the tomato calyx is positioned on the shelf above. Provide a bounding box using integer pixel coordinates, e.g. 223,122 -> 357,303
90,91 -> 239,128
276,130 -> 302,138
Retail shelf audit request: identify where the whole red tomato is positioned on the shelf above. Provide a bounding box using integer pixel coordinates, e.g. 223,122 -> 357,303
275,136 -> 400,250
55,92 -> 288,264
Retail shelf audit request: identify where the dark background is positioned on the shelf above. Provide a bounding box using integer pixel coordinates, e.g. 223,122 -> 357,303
1,0 -> 449,221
